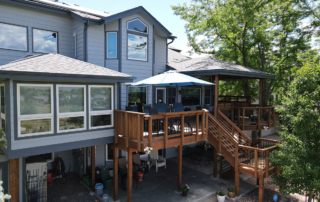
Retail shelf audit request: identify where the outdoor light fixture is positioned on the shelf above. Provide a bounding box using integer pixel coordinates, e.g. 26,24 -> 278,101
143,146 -> 153,154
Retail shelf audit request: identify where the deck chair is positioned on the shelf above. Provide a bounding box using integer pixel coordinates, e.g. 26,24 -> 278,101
132,153 -> 147,173
130,105 -> 138,112
154,103 -> 167,113
149,150 -> 166,172
144,104 -> 151,114
173,103 -> 192,132
154,103 -> 176,134
118,157 -> 127,176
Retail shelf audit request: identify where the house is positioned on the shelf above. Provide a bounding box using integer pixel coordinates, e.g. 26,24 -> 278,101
0,0 -> 277,202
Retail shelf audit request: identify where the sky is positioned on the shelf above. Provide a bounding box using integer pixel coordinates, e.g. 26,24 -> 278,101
61,0 -> 201,57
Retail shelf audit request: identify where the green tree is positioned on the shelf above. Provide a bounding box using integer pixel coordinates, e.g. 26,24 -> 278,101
172,0 -> 314,105
269,52 -> 320,201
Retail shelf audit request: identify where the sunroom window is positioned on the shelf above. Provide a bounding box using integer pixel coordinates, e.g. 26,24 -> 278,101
0,23 -> 27,51
57,85 -> 86,132
127,19 -> 148,33
89,85 -> 113,129
128,34 -> 147,61
17,84 -> 53,137
33,28 -> 58,53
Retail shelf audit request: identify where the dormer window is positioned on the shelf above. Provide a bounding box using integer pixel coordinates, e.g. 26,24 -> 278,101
127,19 -> 148,34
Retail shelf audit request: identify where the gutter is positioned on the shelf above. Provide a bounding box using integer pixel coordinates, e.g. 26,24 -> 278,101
83,20 -> 90,62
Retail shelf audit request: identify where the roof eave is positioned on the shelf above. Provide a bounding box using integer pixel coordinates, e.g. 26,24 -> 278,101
0,70 -> 135,83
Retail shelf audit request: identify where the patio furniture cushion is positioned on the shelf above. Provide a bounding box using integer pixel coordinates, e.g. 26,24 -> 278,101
154,103 -> 167,113
149,151 -> 166,172
118,157 -> 127,176
173,103 -> 185,112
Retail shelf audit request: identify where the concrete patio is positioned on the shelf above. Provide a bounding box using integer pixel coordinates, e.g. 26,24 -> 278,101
100,158 -> 257,202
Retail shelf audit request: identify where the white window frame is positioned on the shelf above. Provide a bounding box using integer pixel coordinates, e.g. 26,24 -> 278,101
56,84 -> 86,133
127,18 -> 148,34
88,85 -> 114,129
106,32 -> 117,59
127,34 -> 148,61
127,86 -> 147,106
17,84 -> 54,137
156,87 -> 166,104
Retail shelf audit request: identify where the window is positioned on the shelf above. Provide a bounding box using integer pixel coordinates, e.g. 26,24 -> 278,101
181,88 -> 201,105
168,88 -> 177,104
107,32 -> 117,58
57,85 -> 86,133
128,87 -> 146,105
17,84 -> 53,137
33,29 -> 57,53
89,85 -> 113,129
0,23 -> 27,51
156,88 -> 166,104
106,144 -> 113,161
205,88 -> 211,105
127,19 -> 148,33
128,34 -> 147,61
0,84 -> 5,133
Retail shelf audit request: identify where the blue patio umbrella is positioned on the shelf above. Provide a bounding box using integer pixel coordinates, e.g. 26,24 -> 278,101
131,70 -> 214,87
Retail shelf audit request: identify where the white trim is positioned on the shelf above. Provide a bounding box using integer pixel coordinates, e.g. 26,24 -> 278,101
106,32 -> 117,59
17,84 -> 54,137
127,18 -> 148,34
156,87 -> 166,104
128,34 -> 147,61
88,85 -> 114,129
56,84 -> 86,133
127,86 -> 147,106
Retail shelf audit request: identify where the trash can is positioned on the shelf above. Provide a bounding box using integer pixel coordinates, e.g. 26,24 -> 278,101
102,194 -> 109,202
95,183 -> 104,196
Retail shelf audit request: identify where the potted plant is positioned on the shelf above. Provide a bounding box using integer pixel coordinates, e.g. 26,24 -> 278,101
227,187 -> 235,198
181,184 -> 190,196
215,188 -> 226,202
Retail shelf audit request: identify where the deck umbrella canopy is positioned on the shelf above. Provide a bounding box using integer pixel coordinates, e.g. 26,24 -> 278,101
131,70 -> 214,87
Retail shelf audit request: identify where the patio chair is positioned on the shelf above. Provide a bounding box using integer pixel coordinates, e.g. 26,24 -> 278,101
118,157 -> 127,176
154,103 -> 167,113
154,103 -> 176,134
130,105 -> 138,112
136,102 -> 143,112
149,150 -> 166,172
132,153 -> 148,173
173,103 -> 192,132
144,104 -> 151,114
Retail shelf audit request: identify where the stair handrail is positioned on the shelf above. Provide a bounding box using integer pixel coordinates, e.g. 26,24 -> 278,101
217,110 -> 251,145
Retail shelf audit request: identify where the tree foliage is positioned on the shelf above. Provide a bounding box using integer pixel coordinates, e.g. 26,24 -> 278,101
172,0 -> 315,105
269,52 -> 320,200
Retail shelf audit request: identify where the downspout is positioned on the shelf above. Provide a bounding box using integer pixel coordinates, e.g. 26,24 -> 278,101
83,20 -> 90,62
73,31 -> 77,59
166,37 -> 175,65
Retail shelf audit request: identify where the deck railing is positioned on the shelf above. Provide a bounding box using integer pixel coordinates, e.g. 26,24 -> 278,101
236,138 -> 279,178
219,106 -> 275,130
114,110 -> 209,151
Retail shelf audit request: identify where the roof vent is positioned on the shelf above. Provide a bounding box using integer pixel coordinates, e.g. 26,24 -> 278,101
74,4 -> 79,6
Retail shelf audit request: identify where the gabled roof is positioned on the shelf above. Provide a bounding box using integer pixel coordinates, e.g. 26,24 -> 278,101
0,53 -> 134,82
167,49 -> 275,79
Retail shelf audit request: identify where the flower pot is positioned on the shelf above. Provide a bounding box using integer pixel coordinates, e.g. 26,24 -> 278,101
182,191 -> 188,196
228,191 -> 235,198
137,171 -> 143,182
217,195 -> 225,202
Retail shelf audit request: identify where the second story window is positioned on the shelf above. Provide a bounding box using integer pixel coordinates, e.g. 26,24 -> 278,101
0,23 -> 27,51
107,32 -> 117,58
128,34 -> 147,61
33,29 -> 58,53
127,19 -> 148,33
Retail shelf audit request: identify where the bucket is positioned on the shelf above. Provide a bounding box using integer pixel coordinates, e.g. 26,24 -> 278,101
95,183 -> 104,196
102,194 -> 109,202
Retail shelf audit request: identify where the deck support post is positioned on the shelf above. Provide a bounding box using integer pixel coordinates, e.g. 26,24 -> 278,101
91,146 -> 95,192
9,158 -> 19,202
259,176 -> 264,202
214,75 -> 219,118
113,145 -> 119,201
127,148 -> 133,202
177,145 -> 182,192
235,171 -> 240,195
213,147 -> 218,177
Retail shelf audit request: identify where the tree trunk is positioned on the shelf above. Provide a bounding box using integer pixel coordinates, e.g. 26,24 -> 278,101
308,190 -> 313,202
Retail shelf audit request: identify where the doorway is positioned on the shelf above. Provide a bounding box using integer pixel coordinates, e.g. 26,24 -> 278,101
156,88 -> 166,104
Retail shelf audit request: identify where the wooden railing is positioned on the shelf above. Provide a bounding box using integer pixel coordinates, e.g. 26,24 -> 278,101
219,106 -> 275,130
236,138 -> 279,178
114,110 -> 209,151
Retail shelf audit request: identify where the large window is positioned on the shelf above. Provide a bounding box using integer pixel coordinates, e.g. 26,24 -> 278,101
107,32 -> 117,58
89,85 -> 113,129
57,85 -> 86,133
17,84 -> 53,137
128,34 -> 147,61
33,29 -> 58,53
205,88 -> 211,105
168,88 -> 177,104
127,19 -> 148,33
181,88 -> 201,105
128,87 -> 146,105
0,23 -> 27,51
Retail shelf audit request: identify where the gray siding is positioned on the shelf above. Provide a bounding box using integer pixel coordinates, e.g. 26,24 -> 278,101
154,34 -> 167,75
73,19 -> 84,61
87,24 -> 104,66
0,2 -> 74,65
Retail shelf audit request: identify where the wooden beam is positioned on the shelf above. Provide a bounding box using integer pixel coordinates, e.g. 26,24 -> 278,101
148,117 -> 153,148
91,146 -> 95,192
177,145 -> 182,192
9,158 -> 19,202
214,75 -> 219,118
213,147 -> 218,177
259,176 -> 264,202
164,115 -> 168,148
113,145 -> 119,201
235,171 -> 240,195
181,115 -> 184,145
125,113 -> 129,148
196,113 -> 199,142
259,79 -> 263,107
127,148 -> 133,202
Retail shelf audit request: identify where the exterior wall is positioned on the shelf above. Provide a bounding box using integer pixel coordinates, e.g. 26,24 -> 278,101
105,20 -> 119,72
154,34 -> 167,75
87,24 -> 105,66
73,19 -> 84,61
0,2 -> 74,65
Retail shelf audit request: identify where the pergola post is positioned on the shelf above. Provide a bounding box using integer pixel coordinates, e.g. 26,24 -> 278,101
214,75 -> 219,118
113,145 -> 118,201
91,146 -> 95,192
127,148 -> 133,202
213,147 -> 218,177
259,176 -> 264,202
9,158 -> 19,202
177,145 -> 182,191
259,79 -> 263,138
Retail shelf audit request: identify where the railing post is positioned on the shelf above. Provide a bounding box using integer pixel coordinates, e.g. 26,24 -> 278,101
137,114 -> 141,151
258,108 -> 261,130
254,150 -> 258,178
206,112 -> 209,140
181,114 -> 184,145
164,115 -> 168,148
196,113 -> 199,142
265,150 -> 269,178
235,144 -> 239,171
148,117 -> 153,148
114,111 -> 118,144
125,112 -> 129,148
242,108 -> 245,130
202,111 -> 205,140
238,108 -> 240,126
218,126 -> 221,153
